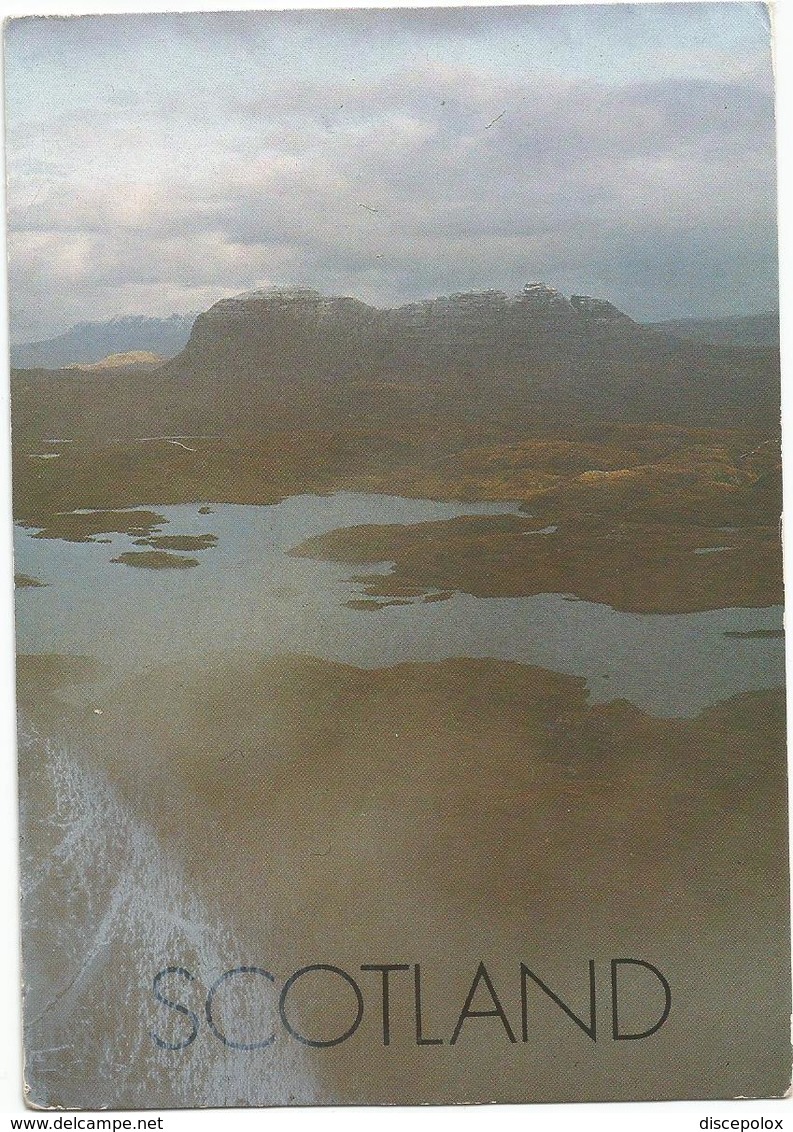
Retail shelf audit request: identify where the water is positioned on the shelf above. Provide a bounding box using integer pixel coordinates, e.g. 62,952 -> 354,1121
14,492 -> 783,718
14,493 -> 788,1107
15,493 -> 782,715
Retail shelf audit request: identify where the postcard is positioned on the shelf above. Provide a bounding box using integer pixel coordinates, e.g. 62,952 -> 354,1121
5,2 -> 789,1108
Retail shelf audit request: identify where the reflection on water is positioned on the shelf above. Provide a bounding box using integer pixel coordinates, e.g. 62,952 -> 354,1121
14,493 -> 783,718
19,723 -> 315,1109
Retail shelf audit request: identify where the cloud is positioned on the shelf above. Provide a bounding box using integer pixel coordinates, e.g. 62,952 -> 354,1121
4,9 -> 777,342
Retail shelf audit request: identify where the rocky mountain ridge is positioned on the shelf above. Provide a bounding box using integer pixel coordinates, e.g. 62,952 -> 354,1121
166,281 -> 777,424
185,282 -> 632,348
11,282 -> 780,438
174,281 -> 650,390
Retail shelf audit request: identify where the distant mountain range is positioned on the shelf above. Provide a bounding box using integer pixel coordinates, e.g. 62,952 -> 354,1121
10,284 -> 781,438
647,310 -> 779,348
10,314 -> 196,369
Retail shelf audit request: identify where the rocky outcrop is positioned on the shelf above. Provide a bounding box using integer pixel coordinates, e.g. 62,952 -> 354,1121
516,282 -> 574,312
570,295 -> 631,322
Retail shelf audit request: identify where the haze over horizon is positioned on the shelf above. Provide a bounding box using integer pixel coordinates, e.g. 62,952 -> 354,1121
4,3 -> 777,343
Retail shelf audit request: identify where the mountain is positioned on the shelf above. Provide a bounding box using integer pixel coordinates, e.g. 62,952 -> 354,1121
179,284 -> 636,378
10,313 -> 196,369
169,283 -> 778,422
647,310 -> 779,348
10,284 -> 780,440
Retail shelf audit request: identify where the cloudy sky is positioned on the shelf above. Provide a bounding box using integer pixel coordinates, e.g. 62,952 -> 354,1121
3,2 -> 777,343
